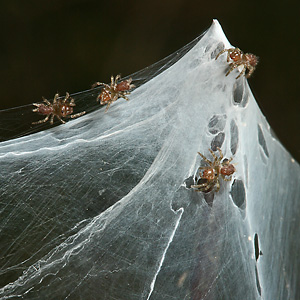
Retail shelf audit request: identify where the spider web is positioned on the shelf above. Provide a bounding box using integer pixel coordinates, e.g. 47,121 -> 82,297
0,20 -> 299,300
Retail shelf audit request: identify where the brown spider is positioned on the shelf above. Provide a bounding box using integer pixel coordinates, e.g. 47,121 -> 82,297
32,92 -> 85,125
192,147 -> 235,193
92,75 -> 135,111
215,47 -> 258,79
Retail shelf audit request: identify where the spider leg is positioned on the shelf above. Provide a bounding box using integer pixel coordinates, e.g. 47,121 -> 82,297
70,111 -> 86,119
53,93 -> 59,104
214,180 -> 220,192
55,115 -> 66,124
110,75 -> 116,88
32,115 -> 50,124
63,92 -> 70,103
104,101 -> 112,112
197,179 -> 218,192
115,74 -> 121,84
246,66 -> 255,78
92,82 -> 107,89
120,91 -> 131,100
191,182 -> 207,189
204,181 -> 216,191
127,78 -> 135,88
222,175 -> 232,181
50,115 -> 55,124
197,152 -> 213,166
41,97 -> 52,106
208,149 -> 220,166
100,98 -> 107,105
92,82 -> 101,88
209,149 -> 218,162
69,98 -> 76,106
236,65 -> 246,79
227,157 -> 233,163
104,84 -> 112,89
216,147 -> 223,160
32,103 -> 42,110
215,49 -> 227,60
225,62 -> 238,76
122,95 -> 129,101
198,166 -> 212,170
226,50 -> 233,62
191,182 -> 210,192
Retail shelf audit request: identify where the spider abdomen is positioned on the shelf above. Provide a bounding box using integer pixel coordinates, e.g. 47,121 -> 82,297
246,54 -> 259,67
220,164 -> 235,176
37,105 -> 53,115
116,78 -> 133,91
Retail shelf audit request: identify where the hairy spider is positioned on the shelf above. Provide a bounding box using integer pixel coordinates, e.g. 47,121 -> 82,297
92,75 -> 135,111
192,147 -> 235,193
215,47 -> 258,79
32,92 -> 85,125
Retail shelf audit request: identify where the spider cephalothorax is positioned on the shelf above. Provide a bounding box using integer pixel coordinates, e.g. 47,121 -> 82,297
32,92 -> 85,124
215,47 -> 258,79
92,75 -> 135,111
192,147 -> 235,193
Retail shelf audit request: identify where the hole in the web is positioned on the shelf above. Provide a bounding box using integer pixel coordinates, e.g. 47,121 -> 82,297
230,119 -> 238,155
211,132 -> 225,151
189,172 -> 216,206
184,176 -> 194,188
230,179 -> 246,210
204,44 -> 212,53
257,124 -> 269,158
232,79 -> 249,107
255,265 -> 262,296
208,114 -> 226,134
193,177 -> 211,193
254,233 -> 263,261
210,42 -> 224,59
193,175 -> 215,205
254,233 -> 259,261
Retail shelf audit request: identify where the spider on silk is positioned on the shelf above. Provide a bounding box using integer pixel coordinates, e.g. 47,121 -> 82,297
32,92 -> 85,124
192,147 -> 235,193
92,75 -> 135,111
216,47 -> 258,79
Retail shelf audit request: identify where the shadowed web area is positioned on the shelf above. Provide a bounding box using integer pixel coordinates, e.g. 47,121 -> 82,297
0,20 -> 299,300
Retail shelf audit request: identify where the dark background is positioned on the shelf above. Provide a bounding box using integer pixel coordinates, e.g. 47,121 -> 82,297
0,0 -> 299,161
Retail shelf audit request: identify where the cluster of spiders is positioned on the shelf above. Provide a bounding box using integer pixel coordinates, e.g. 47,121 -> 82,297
31,49 -> 240,196
192,147 -> 235,193
215,47 -> 258,79
32,45 -> 257,125
32,74 -> 135,125
32,46 -> 258,125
